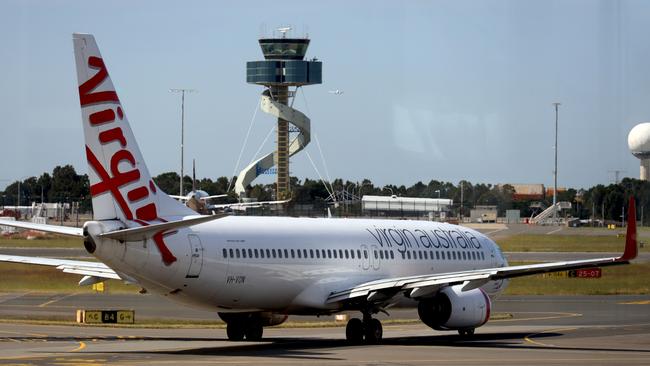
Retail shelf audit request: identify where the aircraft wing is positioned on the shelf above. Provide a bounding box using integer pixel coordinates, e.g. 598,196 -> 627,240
328,198 -> 638,305
202,194 -> 228,201
208,199 -> 290,210
0,219 -> 83,237
0,254 -> 120,280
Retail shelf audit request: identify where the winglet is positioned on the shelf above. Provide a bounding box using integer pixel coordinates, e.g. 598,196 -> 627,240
620,197 -> 638,261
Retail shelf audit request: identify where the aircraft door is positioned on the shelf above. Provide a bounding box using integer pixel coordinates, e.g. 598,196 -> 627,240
360,245 -> 370,270
186,234 -> 203,278
371,245 -> 380,271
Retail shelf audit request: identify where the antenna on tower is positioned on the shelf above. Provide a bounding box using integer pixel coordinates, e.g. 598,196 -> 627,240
277,26 -> 291,38
608,169 -> 626,184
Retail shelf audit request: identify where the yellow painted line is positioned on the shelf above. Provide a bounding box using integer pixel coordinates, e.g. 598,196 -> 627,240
38,293 -> 78,308
0,329 -> 48,337
618,300 -> 650,305
524,327 -> 576,347
71,341 -> 86,352
492,311 -> 582,323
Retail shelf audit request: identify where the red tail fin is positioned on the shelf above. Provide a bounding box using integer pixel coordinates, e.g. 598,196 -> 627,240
620,197 -> 638,261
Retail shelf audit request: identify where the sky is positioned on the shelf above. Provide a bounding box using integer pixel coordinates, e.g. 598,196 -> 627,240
1,0 -> 649,191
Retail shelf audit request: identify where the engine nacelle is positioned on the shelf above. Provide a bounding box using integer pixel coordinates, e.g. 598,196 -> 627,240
417,285 -> 491,330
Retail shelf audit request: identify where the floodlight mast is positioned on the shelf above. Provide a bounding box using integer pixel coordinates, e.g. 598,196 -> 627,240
552,102 -> 561,225
170,88 -> 197,197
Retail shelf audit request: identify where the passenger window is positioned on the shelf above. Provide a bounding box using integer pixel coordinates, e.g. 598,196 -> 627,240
351,250 -> 355,259
316,250 -> 320,259
266,249 -> 271,258
345,250 -> 349,259
223,248 -> 227,258
303,249 -> 308,258
327,249 -> 332,258
291,249 -> 295,258
436,251 -> 440,260
235,249 -> 240,258
260,249 -> 265,258
339,249 -> 344,258
242,249 -> 247,258
254,249 -> 259,258
407,251 -> 411,260
322,249 -> 326,258
357,250 -> 361,258
284,249 -> 288,258
277,249 -> 282,258
379,251 -> 384,259
272,249 -> 276,258
390,251 -> 394,259
374,250 -> 378,259
229,248 -> 234,258
418,251 -> 423,260
310,249 -> 314,258
364,250 -> 368,259
424,251 -> 428,260
333,250 -> 337,259
297,249 -> 301,258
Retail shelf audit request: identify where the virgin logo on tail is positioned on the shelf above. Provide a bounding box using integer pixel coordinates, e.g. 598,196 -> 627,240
79,56 -> 159,223
78,54 -> 177,265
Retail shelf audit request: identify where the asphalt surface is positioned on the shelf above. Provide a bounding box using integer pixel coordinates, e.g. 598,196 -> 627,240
0,295 -> 649,365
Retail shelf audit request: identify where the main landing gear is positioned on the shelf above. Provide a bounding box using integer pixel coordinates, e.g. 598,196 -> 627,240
345,312 -> 383,344
225,318 -> 264,341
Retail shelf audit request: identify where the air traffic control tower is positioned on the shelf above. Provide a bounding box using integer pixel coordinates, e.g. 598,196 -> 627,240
235,28 -> 322,200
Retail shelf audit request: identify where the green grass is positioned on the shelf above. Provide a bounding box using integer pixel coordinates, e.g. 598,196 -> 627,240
504,261 -> 650,295
0,314 -> 514,329
0,262 -> 137,293
496,234 -> 648,252
0,235 -> 83,248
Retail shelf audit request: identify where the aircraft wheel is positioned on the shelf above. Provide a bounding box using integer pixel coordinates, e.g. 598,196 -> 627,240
364,318 -> 383,344
245,321 -> 264,341
226,321 -> 245,341
345,318 -> 364,344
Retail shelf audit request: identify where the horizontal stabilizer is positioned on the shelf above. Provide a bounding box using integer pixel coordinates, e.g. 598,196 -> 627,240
0,254 -> 120,280
99,214 -> 225,242
0,220 -> 83,237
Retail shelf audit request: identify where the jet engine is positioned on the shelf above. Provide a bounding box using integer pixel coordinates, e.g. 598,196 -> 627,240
417,285 -> 490,330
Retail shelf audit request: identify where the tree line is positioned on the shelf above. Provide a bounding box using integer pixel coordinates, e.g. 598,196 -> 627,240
2,165 -> 648,224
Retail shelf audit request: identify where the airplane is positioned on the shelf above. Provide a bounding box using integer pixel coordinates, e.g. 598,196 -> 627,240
0,33 -> 639,344
328,90 -> 344,95
171,160 -> 288,214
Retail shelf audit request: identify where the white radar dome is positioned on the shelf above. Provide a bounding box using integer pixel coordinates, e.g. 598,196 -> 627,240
628,123 -> 650,158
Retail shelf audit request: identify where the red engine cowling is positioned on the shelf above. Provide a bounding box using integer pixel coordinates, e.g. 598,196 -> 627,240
417,285 -> 491,330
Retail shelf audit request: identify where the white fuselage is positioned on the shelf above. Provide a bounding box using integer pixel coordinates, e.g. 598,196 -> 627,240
90,216 -> 509,314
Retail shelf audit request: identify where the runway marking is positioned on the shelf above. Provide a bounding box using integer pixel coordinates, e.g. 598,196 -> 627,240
485,228 -> 507,235
0,329 -> 48,338
0,292 -> 33,305
618,300 -> 650,305
492,311 -> 582,323
71,341 -> 86,352
38,293 -> 78,308
546,227 -> 563,235
524,327 -> 576,347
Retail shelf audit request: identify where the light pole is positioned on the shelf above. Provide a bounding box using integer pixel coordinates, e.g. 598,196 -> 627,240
552,102 -> 561,225
170,88 -> 196,197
